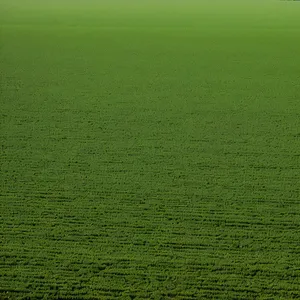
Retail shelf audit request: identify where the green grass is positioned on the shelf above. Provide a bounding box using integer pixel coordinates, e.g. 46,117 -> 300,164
1,0 -> 300,298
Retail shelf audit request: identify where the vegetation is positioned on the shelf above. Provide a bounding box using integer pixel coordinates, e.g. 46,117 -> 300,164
1,0 -> 300,298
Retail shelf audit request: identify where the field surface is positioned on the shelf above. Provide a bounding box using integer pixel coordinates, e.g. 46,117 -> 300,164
1,0 -> 300,299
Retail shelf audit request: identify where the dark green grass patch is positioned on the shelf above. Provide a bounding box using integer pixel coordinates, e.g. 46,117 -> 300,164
1,0 -> 300,298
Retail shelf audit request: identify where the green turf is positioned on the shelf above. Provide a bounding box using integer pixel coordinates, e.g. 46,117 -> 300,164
1,0 -> 300,298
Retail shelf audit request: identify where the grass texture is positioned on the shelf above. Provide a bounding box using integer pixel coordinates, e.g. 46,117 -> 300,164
1,0 -> 300,298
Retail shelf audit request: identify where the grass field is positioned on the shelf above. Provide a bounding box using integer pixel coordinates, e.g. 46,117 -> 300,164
1,0 -> 300,298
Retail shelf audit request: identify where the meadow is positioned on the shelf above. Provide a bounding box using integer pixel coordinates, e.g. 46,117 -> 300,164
1,0 -> 300,298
